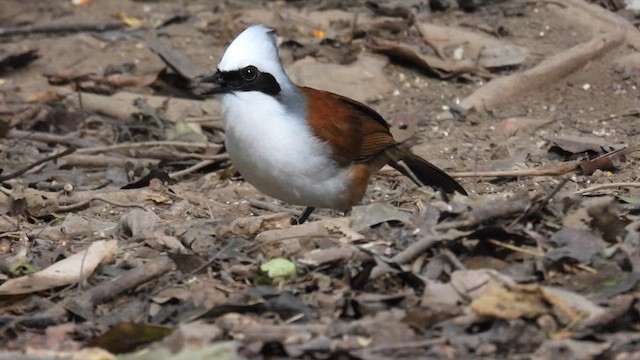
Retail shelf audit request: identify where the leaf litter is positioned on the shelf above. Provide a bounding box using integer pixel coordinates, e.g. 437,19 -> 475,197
1,0 -> 640,359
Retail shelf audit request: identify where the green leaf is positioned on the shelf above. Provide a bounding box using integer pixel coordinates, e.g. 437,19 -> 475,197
260,258 -> 297,282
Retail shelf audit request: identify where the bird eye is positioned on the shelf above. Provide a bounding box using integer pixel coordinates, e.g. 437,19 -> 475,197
242,66 -> 258,81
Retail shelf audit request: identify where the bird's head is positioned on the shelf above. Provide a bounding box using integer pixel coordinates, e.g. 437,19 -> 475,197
198,24 -> 291,97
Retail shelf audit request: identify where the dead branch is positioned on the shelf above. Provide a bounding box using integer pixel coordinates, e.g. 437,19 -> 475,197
390,234 -> 448,266
248,199 -> 323,221
7,129 -> 100,148
449,162 -> 579,178
459,28 -> 625,112
63,256 -> 175,319
57,188 -> 159,207
56,197 -> 148,213
508,178 -> 569,227
576,182 -> 640,195
169,159 -> 218,179
75,141 -> 222,154
0,22 -> 124,37
58,153 -> 159,168
64,91 -> 220,124
560,0 -> 640,51
449,143 -> 639,178
0,147 -> 75,182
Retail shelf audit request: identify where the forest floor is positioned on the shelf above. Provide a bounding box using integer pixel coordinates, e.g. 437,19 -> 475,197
1,0 -> 640,359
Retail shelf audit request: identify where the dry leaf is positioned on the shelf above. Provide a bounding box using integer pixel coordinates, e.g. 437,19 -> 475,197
470,283 -> 548,320
0,240 -> 117,295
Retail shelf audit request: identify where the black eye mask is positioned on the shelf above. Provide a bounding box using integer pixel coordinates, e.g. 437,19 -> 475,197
198,66 -> 281,96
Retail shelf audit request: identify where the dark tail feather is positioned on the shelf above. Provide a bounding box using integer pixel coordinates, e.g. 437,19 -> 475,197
387,147 -> 467,195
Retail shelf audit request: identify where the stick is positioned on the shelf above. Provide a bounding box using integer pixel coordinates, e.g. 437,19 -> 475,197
459,28 -> 625,112
7,129 -> 100,148
63,256 -> 175,319
75,141 -> 222,154
58,153 -> 159,168
448,163 -> 578,178
56,197 -> 148,213
0,147 -> 75,182
249,199 -> 323,221
508,177 -> 569,227
448,144 -> 639,178
169,159 -> 216,179
0,22 -> 124,37
576,182 -> 640,195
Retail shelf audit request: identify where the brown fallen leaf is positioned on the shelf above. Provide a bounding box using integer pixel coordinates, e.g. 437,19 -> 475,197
418,23 -> 529,69
470,282 -> 548,320
366,37 -> 488,79
548,135 -> 621,159
255,221 -> 331,258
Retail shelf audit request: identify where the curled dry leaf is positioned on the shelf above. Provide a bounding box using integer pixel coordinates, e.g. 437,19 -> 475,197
0,240 -> 117,295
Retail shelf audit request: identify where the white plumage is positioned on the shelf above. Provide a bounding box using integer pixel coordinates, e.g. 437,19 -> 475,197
217,25 -> 354,210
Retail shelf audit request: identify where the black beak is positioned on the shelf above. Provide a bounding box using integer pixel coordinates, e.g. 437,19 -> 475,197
195,71 -> 229,96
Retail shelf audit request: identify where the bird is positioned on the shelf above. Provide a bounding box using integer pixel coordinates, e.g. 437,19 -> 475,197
198,24 -> 467,224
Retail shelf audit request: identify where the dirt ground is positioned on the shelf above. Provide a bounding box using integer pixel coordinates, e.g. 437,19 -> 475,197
1,0 -> 640,359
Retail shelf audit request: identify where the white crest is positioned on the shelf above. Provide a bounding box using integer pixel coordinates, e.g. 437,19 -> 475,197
218,25 -> 292,89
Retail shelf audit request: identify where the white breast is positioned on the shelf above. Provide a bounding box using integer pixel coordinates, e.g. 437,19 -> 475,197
220,92 -> 353,210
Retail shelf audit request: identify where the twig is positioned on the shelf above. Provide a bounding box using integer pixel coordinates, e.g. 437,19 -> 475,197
135,152 -> 228,161
365,338 -> 447,353
489,239 -> 597,273
169,159 -> 217,179
390,234 -> 446,265
448,162 -> 578,178
59,153 -> 159,168
575,182 -> 640,195
370,233 -> 449,280
7,129 -> 101,148
247,199 -> 322,221
595,109 -> 640,122
249,199 -> 296,214
0,22 -> 125,37
56,197 -> 148,213
449,143 -> 640,178
75,141 -> 222,154
508,177 -> 570,227
488,239 -> 544,258
0,147 -> 75,182
63,256 -> 175,319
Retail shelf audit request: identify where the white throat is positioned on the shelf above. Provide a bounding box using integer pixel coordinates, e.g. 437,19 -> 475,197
220,91 -> 352,210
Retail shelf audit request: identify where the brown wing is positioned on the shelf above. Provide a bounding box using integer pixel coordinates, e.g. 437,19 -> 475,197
301,87 -> 396,165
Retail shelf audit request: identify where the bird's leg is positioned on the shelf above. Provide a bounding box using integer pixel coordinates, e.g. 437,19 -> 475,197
292,207 -> 316,225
